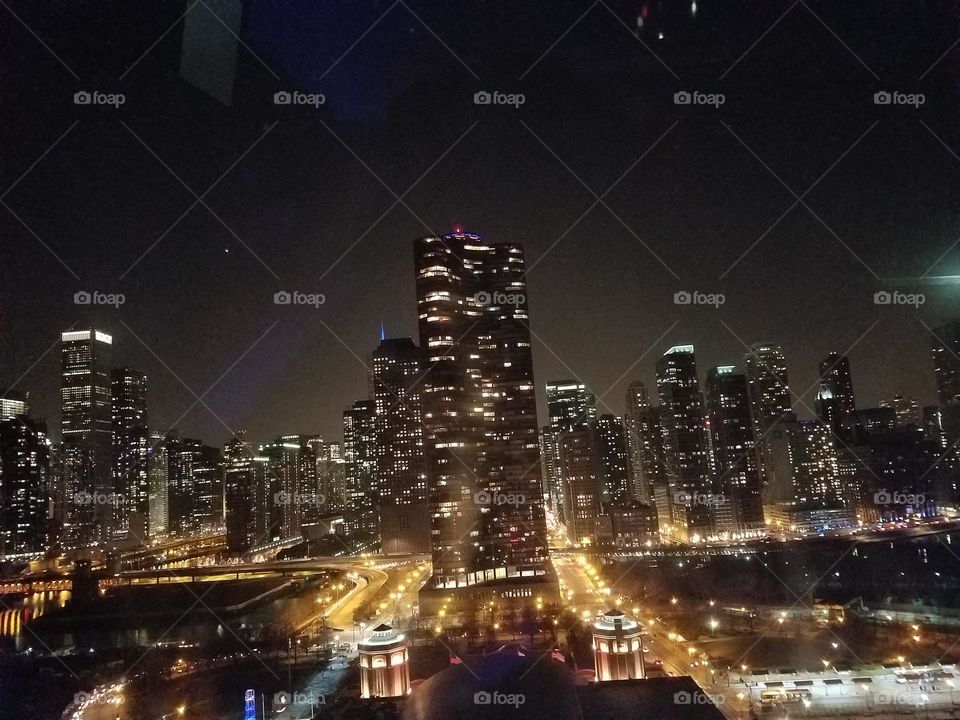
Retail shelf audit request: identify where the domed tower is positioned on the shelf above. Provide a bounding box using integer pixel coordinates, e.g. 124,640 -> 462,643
359,623 -> 410,699
592,608 -> 645,681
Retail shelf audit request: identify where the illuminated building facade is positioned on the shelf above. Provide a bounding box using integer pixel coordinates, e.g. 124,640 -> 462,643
0,390 -> 29,420
560,429 -> 600,545
415,231 -> 549,595
655,345 -> 710,542
704,366 -> 763,534
817,352 -> 856,434
60,329 -> 113,541
623,381 -> 663,505
111,368 -> 148,536
371,337 -> 431,554
594,414 -> 631,507
343,401 -> 376,537
0,416 -> 49,553
146,431 -> 168,537
593,609 -> 645,681
359,623 -> 410,699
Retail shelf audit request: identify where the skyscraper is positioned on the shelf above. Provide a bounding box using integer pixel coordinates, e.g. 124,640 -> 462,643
817,352 -> 856,433
744,343 -> 792,437
146,431 -> 168,537
111,368 -> 148,537
0,415 -> 49,553
0,389 -> 29,420
60,329 -> 113,541
655,345 -> 710,542
880,394 -> 921,428
371,337 -> 431,555
930,321 -> 960,503
224,434 -> 267,553
704,366 -> 763,534
543,380 -> 597,520
261,438 -> 310,540
594,415 -> 631,508
343,401 -> 377,538
623,381 -> 663,504
546,381 -> 596,431
415,231 -> 550,606
560,429 -> 600,545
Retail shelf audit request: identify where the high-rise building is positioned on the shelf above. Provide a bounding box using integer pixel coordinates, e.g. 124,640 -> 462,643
594,415 -> 631,508
560,429 -> 601,545
704,366 -> 763,534
111,368 -> 148,537
165,433 -> 220,535
817,353 -> 856,434
415,231 -> 551,605
744,343 -> 792,437
192,443 -> 223,532
655,345 -> 710,542
930,321 -> 960,503
0,416 -> 49,553
623,381 -> 663,505
371,338 -> 431,554
539,425 -> 563,517
880,394 -> 921,428
261,438 -> 311,540
546,381 -> 596,431
763,414 -> 842,508
60,329 -> 113,541
224,434 -> 268,553
146,432 -> 168,537
0,389 -> 29,420
343,401 -> 377,537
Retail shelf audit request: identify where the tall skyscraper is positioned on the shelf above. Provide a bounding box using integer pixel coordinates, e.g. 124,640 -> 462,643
166,433 -> 220,535
146,431 -> 168,537
880,394 -> 921,428
371,337 -> 431,554
930,321 -> 960,502
655,345 -> 710,542
623,381 -> 663,504
343,401 -> 377,538
111,368 -> 148,537
60,329 -> 113,541
261,438 -> 310,540
560,429 -> 600,545
744,343 -> 791,434
415,231 -> 550,605
546,381 -> 596,430
704,366 -> 763,534
543,380 -> 597,520
817,352 -> 856,433
224,434 -> 267,552
594,415 -> 631,508
0,415 -> 49,553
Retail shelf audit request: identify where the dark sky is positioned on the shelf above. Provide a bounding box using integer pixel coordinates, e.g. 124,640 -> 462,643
1,0 -> 959,447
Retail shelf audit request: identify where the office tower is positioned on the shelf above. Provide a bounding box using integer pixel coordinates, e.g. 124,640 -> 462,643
318,441 -> 346,516
817,353 -> 856,433
546,381 -> 596,430
764,414 -> 841,507
60,329 -> 113,541
704,366 -> 763,534
930,321 -> 960,503
0,416 -> 49,553
539,425 -> 563,517
594,415 -> 631,507
880,394 -> 921,428
371,337 -> 431,554
111,368 -> 148,537
655,345 -> 710,542
0,389 -> 29,420
623,381 -> 663,504
343,401 -> 377,537
165,432 -> 217,535
224,435 -> 268,553
192,443 -> 223,532
261,438 -> 309,540
415,231 -> 550,605
744,343 -> 792,436
542,380 -> 596,525
560,430 -> 601,545
146,432 -> 168,537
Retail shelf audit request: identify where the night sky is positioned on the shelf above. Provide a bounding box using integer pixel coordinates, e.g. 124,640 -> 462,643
1,0 -> 958,447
